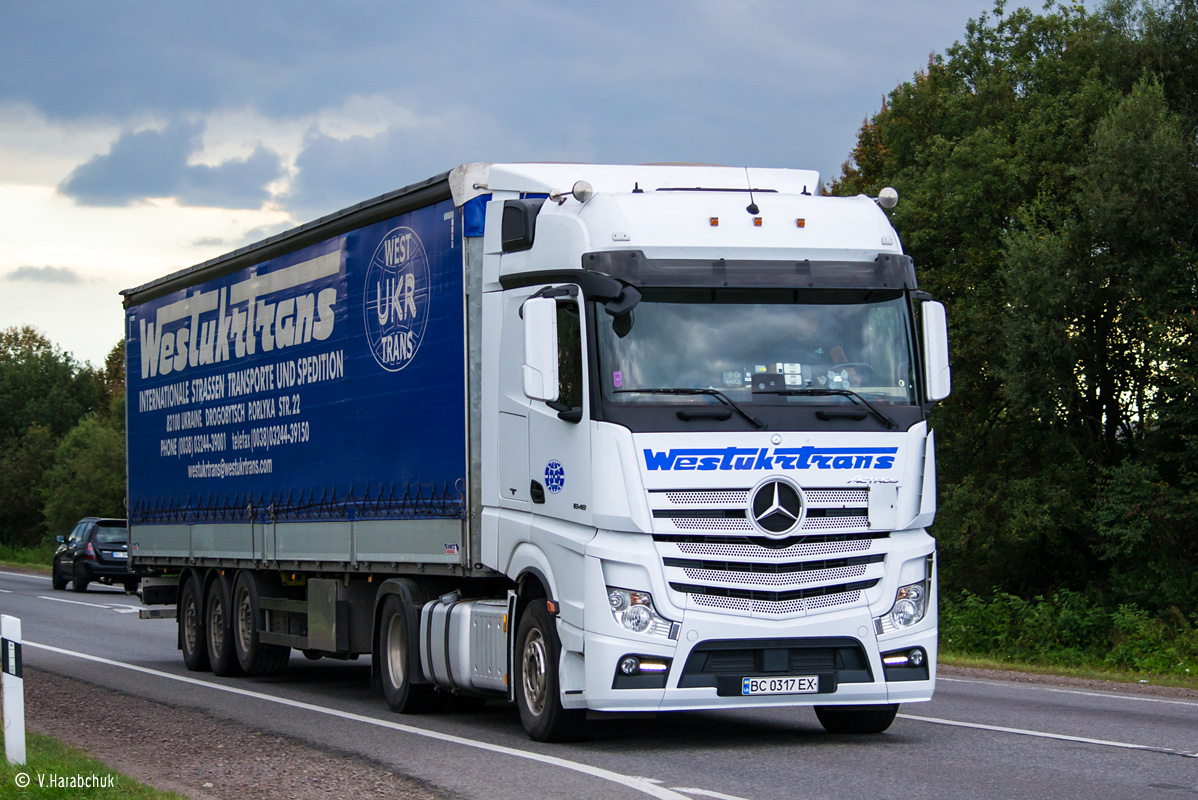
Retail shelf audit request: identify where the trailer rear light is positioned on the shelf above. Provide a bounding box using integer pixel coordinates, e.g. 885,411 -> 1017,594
753,217 -> 762,227
796,218 -> 806,228
710,217 -> 719,226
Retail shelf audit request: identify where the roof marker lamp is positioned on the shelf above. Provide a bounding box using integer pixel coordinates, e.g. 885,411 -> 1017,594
874,579 -> 928,634
607,587 -> 678,639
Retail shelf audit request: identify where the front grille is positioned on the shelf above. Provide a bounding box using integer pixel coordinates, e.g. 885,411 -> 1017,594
649,486 -> 872,536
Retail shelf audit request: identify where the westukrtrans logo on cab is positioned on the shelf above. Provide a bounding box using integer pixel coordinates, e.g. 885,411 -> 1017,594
364,226 -> 430,372
643,446 -> 898,471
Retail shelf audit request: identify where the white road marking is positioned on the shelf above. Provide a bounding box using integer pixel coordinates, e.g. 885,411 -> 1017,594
899,713 -> 1198,758
939,676 -> 1198,707
671,788 -> 753,800
36,596 -> 141,613
24,640 -> 698,800
0,570 -> 49,580
0,589 -> 11,593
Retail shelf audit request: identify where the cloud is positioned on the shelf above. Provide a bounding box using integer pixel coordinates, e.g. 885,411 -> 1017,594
57,120 -> 284,209
5,266 -> 83,284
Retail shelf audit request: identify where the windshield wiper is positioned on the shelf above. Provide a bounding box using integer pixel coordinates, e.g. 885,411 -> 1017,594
752,387 -> 899,430
614,388 -> 766,429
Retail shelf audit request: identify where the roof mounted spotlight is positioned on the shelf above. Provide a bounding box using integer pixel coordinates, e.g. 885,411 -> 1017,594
550,180 -> 595,205
877,187 -> 899,209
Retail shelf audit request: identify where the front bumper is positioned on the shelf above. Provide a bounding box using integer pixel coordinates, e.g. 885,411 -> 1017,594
579,603 -> 936,712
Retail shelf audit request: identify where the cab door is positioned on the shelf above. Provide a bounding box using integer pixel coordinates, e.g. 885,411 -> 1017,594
525,287 -> 593,531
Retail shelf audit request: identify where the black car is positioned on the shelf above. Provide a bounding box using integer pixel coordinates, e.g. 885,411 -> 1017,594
52,517 -> 142,592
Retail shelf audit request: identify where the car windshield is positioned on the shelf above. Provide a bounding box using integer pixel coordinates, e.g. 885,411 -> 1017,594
93,528 -> 128,545
596,290 -> 917,405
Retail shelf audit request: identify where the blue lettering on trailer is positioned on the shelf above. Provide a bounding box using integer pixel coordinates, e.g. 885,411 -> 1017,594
642,447 -> 898,471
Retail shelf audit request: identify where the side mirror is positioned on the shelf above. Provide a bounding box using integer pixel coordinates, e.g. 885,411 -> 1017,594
56,535 -> 65,543
921,301 -> 951,402
522,297 -> 559,402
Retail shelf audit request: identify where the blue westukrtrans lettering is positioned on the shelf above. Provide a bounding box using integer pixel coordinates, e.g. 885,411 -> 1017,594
643,446 -> 899,471
136,252 -> 340,381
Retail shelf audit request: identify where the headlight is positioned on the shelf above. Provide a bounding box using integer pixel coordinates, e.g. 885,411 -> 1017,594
606,587 -> 678,639
875,580 -> 929,634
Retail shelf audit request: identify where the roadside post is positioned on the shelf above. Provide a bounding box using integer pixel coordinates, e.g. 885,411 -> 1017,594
1,614 -> 25,766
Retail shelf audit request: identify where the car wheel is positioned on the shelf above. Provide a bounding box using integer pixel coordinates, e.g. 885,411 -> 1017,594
814,704 -> 899,734
232,571 -> 289,676
514,599 -> 586,742
70,564 -> 89,593
205,576 -> 243,677
51,563 -> 66,591
179,575 -> 211,672
378,595 -> 445,713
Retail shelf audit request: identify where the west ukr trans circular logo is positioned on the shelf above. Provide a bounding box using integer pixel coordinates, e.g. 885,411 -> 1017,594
364,226 -> 430,371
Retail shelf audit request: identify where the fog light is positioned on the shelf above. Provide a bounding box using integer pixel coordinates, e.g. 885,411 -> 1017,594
909,648 -> 925,667
619,656 -> 640,675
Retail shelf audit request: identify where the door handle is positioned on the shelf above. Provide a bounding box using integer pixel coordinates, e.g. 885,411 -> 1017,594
530,480 -> 546,504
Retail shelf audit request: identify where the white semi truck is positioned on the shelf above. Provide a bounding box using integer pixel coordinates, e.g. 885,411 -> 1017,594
124,162 -> 950,741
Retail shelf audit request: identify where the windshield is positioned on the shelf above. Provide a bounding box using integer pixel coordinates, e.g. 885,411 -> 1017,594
596,290 -> 917,409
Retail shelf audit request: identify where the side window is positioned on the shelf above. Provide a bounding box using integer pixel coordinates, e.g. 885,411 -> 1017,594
556,302 -> 583,410
68,523 -> 86,544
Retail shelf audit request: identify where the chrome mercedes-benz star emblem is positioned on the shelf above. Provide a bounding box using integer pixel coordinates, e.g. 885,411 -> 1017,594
749,478 -> 805,536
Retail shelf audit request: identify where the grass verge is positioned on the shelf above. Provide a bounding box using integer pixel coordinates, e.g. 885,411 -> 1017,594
0,728 -> 184,799
939,651 -> 1198,691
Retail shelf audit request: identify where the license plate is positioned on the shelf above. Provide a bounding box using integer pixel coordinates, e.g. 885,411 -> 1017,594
742,675 -> 819,696
111,551 -> 128,559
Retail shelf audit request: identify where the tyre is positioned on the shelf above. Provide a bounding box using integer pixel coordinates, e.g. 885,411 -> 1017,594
232,571 -> 289,676
378,595 -> 445,713
205,576 -> 243,677
515,599 -> 586,742
179,576 -> 211,672
70,567 -> 89,593
814,704 -> 899,734
51,563 -> 66,591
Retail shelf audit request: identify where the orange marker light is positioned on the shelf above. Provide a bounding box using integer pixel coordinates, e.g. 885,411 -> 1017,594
710,217 -> 719,226
753,217 -> 763,227
796,218 -> 806,228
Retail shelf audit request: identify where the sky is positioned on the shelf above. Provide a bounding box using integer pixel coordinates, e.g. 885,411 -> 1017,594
0,0 -> 1000,367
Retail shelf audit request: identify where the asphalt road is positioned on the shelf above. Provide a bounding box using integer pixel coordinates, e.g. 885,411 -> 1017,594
2,569 -> 1194,800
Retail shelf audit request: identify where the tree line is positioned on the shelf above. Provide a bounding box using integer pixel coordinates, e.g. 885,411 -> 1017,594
833,0 -> 1198,616
0,326 -> 126,545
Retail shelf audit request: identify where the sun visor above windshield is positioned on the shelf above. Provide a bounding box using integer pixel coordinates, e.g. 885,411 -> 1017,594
582,250 -> 917,290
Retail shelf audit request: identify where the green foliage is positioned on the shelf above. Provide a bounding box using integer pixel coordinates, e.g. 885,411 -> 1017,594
833,1 -> 1198,613
0,329 -> 125,546
0,728 -> 184,799
42,416 -> 126,538
0,425 -> 57,547
941,590 -> 1198,675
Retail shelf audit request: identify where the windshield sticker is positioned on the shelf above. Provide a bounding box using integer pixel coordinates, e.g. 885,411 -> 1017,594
643,446 -> 898,472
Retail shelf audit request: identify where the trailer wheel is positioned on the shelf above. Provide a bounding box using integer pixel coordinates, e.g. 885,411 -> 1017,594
232,571 -> 289,676
205,576 -> 244,677
814,704 -> 899,734
378,595 -> 445,713
179,575 -> 211,672
515,599 -> 586,742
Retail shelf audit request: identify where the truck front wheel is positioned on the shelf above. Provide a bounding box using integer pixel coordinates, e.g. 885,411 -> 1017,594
814,704 -> 899,734
378,595 -> 445,713
515,599 -> 586,742
179,576 -> 211,672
